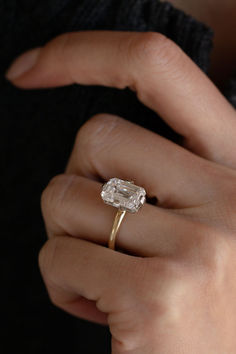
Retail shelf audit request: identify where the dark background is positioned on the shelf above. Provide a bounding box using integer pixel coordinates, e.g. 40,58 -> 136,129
2,0 -> 234,353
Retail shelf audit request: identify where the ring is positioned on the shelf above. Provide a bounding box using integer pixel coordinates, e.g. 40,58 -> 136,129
101,178 -> 146,250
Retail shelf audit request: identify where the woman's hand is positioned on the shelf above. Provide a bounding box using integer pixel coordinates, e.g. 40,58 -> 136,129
6,31 -> 236,353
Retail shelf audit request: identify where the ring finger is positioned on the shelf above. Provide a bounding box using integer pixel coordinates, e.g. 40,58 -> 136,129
41,173 -> 197,257
65,114 -> 225,208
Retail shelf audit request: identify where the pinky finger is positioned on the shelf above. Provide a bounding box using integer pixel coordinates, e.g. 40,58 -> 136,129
47,287 -> 108,325
39,237 -> 108,325
38,235 -> 137,323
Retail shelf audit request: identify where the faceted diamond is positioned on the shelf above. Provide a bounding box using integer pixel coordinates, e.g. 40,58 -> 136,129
101,178 -> 146,213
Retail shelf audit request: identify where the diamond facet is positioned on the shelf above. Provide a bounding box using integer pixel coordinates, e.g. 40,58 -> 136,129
101,178 -> 146,213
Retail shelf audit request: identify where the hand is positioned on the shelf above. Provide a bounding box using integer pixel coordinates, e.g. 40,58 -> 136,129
6,31 -> 236,353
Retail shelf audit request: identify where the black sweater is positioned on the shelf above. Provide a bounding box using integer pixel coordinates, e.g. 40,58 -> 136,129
1,1 -> 236,353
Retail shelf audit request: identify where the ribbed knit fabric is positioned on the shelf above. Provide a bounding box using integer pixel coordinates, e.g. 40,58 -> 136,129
1,1 -> 235,353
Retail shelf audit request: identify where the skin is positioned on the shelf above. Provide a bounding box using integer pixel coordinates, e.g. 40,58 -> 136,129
160,0 -> 236,89
5,30 -> 236,353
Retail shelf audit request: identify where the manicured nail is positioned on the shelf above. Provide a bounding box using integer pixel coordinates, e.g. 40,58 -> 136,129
5,47 -> 41,80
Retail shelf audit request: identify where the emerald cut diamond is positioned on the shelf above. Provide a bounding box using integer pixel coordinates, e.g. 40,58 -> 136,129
101,178 -> 146,213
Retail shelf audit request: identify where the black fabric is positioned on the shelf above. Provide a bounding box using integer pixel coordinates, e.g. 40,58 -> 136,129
1,1 -> 235,353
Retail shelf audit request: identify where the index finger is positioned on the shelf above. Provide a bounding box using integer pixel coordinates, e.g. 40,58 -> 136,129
6,31 -> 236,168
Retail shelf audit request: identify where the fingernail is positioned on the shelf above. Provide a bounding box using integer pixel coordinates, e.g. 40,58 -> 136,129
5,47 -> 41,80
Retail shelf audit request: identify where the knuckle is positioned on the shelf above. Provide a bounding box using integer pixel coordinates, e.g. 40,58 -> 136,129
76,113 -> 120,149
38,237 -> 67,308
38,237 -> 61,282
43,32 -> 71,63
74,114 -> 122,170
186,222 -> 232,276
41,174 -> 77,227
144,259 -> 190,331
137,258 -> 185,315
127,31 -> 182,72
204,230 -> 231,274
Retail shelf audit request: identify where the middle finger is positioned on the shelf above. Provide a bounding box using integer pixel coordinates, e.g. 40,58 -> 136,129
66,114 -> 222,208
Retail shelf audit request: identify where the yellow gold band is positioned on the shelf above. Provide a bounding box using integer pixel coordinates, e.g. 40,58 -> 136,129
108,209 -> 126,250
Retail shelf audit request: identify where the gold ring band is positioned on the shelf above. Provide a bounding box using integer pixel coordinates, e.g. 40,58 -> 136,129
108,209 -> 126,250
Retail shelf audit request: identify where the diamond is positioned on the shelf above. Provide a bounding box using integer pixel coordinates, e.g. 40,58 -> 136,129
101,178 -> 146,213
